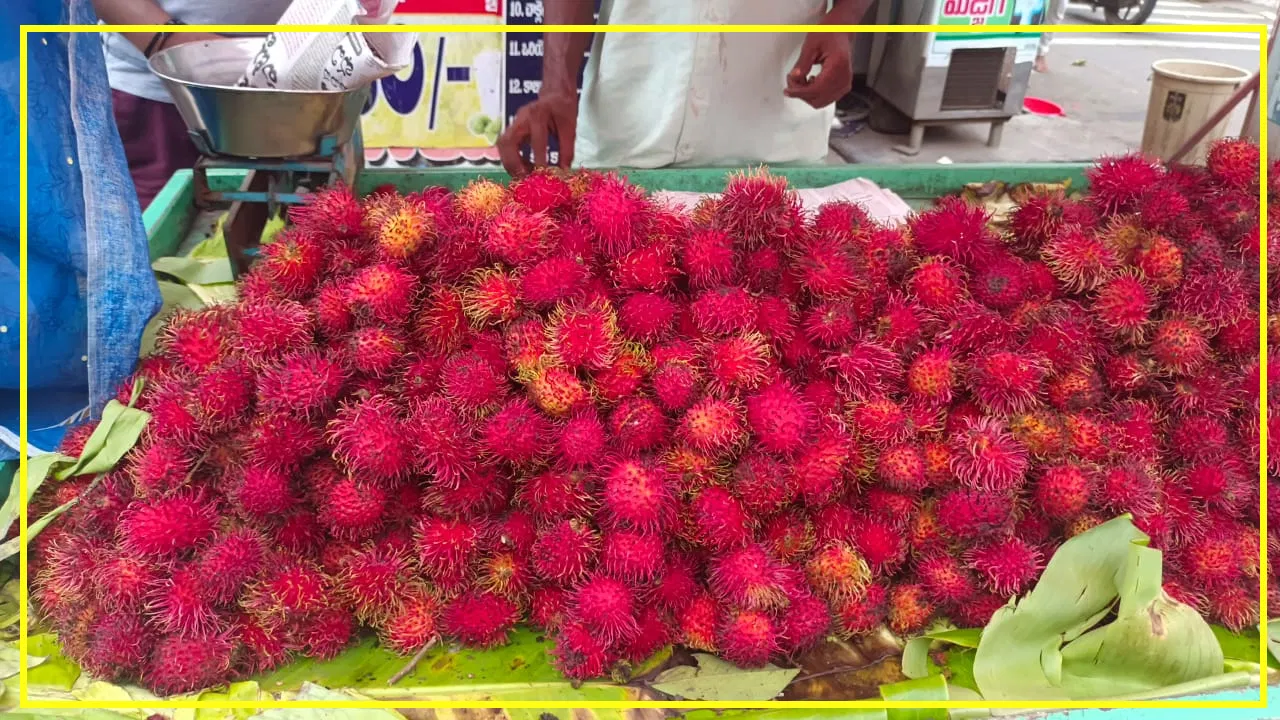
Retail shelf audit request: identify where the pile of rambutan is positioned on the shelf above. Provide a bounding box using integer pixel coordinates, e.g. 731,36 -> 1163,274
28,139 -> 1272,696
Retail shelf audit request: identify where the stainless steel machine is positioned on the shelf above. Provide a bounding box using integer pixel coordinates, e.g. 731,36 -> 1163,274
150,38 -> 368,276
868,0 -> 1041,155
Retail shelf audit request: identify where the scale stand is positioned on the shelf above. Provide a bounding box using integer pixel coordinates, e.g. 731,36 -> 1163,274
191,127 -> 365,278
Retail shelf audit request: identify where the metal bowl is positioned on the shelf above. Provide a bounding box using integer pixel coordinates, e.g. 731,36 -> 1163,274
149,37 -> 369,159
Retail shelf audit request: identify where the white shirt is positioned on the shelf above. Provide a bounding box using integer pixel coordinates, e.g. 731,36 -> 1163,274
576,0 -> 837,169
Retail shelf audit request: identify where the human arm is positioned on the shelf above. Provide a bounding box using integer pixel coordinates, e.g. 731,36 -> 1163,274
496,0 -> 596,177
784,0 -> 871,108
91,0 -> 222,56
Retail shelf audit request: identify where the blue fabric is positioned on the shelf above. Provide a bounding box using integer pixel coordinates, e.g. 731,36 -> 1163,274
0,1 -> 163,459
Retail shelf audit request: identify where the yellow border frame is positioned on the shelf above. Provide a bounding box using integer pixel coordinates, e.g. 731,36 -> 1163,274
16,21 -> 1271,712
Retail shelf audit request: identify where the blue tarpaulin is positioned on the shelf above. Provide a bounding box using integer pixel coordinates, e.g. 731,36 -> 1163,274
0,1 -> 162,459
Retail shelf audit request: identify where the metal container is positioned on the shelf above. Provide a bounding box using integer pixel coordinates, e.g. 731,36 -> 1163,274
149,37 -> 370,159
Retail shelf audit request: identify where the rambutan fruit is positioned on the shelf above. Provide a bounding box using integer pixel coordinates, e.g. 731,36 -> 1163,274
778,592 -> 831,656
581,173 -> 651,258
572,573 -> 639,645
836,583 -> 888,637
678,397 -> 747,457
520,469 -> 594,522
255,350 -> 346,419
689,486 -> 754,552
1177,532 -> 1241,588
1167,414 -> 1230,463
909,196 -> 999,264
1087,153 -> 1162,215
971,254 -> 1030,311
717,166 -> 803,248
908,256 -> 968,312
118,492 -> 217,557
743,245 -> 783,292
1032,463 -> 1092,522
1097,464 -> 1159,517
966,537 -> 1044,597
195,528 -> 265,605
949,417 -> 1030,493
745,381 -> 814,457
791,231 -> 871,299
1183,459 -> 1251,515
1133,235 -> 1183,290
187,362 -> 250,432
802,299 -> 862,349
530,587 -> 572,631
1150,318 -> 1211,373
731,453 -> 795,516
379,586 -> 441,654
413,515 -> 484,588
144,632 -> 235,697
717,610 -> 780,668
1008,411 -> 1069,459
763,515 -> 817,563
463,267 -> 523,326
328,394 -> 410,484
546,298 -> 620,371
602,457 -> 676,532
1046,366 -> 1104,412
806,542 -> 872,604
416,286 -> 469,354
652,360 -> 701,413
601,529 -> 666,582
618,292 -> 678,345
532,519 -> 600,584
440,351 -> 507,413
612,241 -> 679,292
1010,189 -> 1073,247
338,544 -> 412,622
967,351 -> 1048,416
917,552 -> 984,612
609,396 -> 669,452
907,348 -> 956,405
681,227 -> 739,289
554,621 -> 616,680
1042,226 -> 1119,292
129,437 -> 194,497
255,229 -> 326,299
624,606 -> 675,663
702,333 -> 773,395
888,583 -> 936,635
655,550 -> 706,607
793,423 -> 856,508
246,559 -> 331,621
83,613 -> 154,681
592,345 -> 652,403
479,398 -> 552,466
1206,138 -> 1259,192
556,410 -> 608,468
875,293 -> 928,352
512,169 -> 573,214
92,554 -> 159,611
317,477 -> 387,541
157,307 -> 233,374
922,439 -> 955,484
848,514 -> 909,575
485,205 -> 554,266
520,254 -> 591,312
877,443 -> 928,491
850,396 -> 913,447
1092,272 -> 1155,341
453,178 -> 510,224
273,510 -> 325,556
936,488 -> 1014,541
827,338 -> 903,400
234,299 -> 313,368
952,592 -> 1008,629
299,607 -> 355,661
1207,583 -> 1259,632
708,544 -> 790,611
443,591 -> 520,648
690,286 -> 759,336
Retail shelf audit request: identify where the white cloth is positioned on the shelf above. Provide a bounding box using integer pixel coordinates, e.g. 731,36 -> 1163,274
576,0 -> 838,169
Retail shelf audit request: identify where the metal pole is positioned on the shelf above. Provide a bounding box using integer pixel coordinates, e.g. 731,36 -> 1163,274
1166,14 -> 1279,164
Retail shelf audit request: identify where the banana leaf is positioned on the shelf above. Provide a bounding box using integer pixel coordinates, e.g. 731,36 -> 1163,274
972,516 -> 1223,701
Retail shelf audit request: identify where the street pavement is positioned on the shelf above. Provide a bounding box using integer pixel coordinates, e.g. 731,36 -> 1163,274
829,0 -> 1276,165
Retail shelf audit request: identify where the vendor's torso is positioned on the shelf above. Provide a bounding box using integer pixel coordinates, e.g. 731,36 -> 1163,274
577,0 -> 837,169
102,0 -> 292,103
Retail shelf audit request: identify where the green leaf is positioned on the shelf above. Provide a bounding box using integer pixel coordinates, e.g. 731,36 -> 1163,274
0,645 -> 48,679
0,453 -> 74,541
0,580 -> 21,630
187,235 -> 231,259
972,516 -> 1223,701
56,401 -> 150,480
942,648 -> 979,693
901,637 -> 933,680
879,674 -> 948,720
1267,619 -> 1280,665
140,281 -> 206,356
25,633 -> 81,690
188,283 -> 239,307
1212,625 -> 1278,669
152,256 -> 235,287
251,683 -> 406,719
925,628 -> 983,649
650,653 -> 800,701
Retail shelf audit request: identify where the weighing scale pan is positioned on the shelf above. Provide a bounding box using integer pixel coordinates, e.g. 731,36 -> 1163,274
149,37 -> 370,159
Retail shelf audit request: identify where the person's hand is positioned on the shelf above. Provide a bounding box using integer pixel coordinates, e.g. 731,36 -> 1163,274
496,91 -> 579,178
785,32 -> 854,109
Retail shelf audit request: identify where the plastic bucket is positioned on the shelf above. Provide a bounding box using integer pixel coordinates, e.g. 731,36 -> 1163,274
1141,59 -> 1251,165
